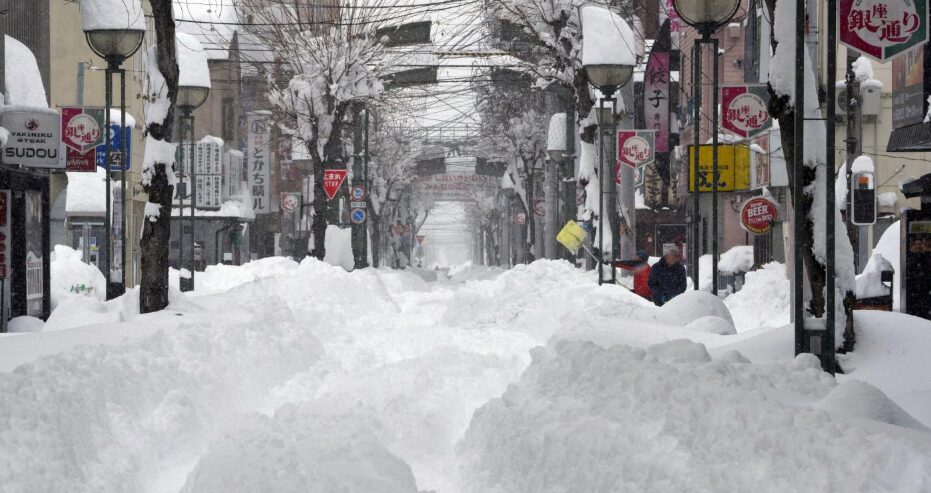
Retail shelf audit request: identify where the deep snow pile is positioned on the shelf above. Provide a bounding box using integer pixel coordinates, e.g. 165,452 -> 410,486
724,262 -> 791,332
49,244 -> 106,309
458,340 -> 931,493
3,258 -> 930,492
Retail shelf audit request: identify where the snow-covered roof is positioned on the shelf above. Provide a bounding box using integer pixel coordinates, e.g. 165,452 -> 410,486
177,32 -> 212,89
80,0 -> 145,32
580,6 -> 637,67
4,35 -> 48,108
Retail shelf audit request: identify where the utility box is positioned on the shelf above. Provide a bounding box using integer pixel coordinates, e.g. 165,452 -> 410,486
851,171 -> 876,225
900,173 -> 931,321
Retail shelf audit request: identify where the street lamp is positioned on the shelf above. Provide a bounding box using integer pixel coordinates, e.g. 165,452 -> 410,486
580,5 -> 636,286
82,0 -> 146,300
175,33 -> 211,292
671,0 -> 739,295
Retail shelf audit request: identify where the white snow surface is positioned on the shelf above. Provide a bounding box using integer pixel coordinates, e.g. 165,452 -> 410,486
4,35 -> 49,108
855,252 -> 894,299
50,244 -> 107,311
873,221 -> 902,309
2,260 -> 931,491
80,0 -> 145,31
580,5 -> 637,67
725,262 -> 791,332
851,155 -> 874,174
546,112 -> 566,152
176,32 -> 212,89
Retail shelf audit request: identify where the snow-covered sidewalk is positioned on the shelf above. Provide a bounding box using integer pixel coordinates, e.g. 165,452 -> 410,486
1,259 -> 930,492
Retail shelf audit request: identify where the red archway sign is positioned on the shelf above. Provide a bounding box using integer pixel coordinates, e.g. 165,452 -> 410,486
322,170 -> 349,200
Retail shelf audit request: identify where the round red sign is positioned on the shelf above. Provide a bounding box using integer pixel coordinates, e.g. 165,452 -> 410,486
740,197 -> 779,235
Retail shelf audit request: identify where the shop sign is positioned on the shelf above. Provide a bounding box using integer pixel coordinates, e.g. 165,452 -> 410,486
1,108 -> 61,168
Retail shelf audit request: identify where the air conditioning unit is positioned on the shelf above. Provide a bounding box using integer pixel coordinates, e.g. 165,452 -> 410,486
835,85 -> 881,117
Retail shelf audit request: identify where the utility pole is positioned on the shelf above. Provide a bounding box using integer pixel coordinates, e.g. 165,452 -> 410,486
617,83 -> 636,261
844,50 -> 863,272
351,107 -> 369,269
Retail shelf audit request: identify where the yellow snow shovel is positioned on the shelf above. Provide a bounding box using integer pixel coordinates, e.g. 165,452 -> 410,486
556,220 -> 589,255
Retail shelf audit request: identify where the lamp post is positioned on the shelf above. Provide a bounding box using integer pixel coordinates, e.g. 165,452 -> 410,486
175,33 -> 212,292
83,25 -> 145,300
177,85 -> 209,292
580,5 -> 636,286
671,0 -> 739,295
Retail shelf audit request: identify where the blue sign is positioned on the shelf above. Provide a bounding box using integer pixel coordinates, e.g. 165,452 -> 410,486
96,124 -> 131,171
351,185 -> 366,200
350,208 -> 366,224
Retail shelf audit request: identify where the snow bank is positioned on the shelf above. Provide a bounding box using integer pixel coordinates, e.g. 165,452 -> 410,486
719,245 -> 754,273
725,262 -> 791,332
841,310 -> 931,428
855,252 -> 893,299
80,0 -> 145,31
873,221 -> 901,309
6,316 -> 44,333
181,403 -> 419,493
546,113 -> 566,152
459,339 -> 931,493
65,167 -> 109,215
816,380 -> 928,431
50,244 -> 106,310
0,286 -> 325,491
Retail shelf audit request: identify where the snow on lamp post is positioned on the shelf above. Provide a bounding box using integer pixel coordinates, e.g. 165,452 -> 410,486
81,0 -> 145,300
175,33 -> 211,293
581,5 -> 636,286
671,0 -> 739,294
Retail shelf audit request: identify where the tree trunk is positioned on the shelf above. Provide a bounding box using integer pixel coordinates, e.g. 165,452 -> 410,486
140,0 -> 179,314
765,0 -> 857,352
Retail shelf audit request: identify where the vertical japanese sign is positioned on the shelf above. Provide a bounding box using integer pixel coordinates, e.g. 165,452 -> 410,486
643,24 -> 670,153
659,0 -> 681,49
224,150 -> 244,201
839,0 -> 928,63
61,107 -> 104,172
0,191 -> 9,279
616,130 -> 656,185
721,85 -> 772,138
25,190 -> 43,317
892,46 -> 925,129
247,113 -> 272,213
195,139 -> 223,210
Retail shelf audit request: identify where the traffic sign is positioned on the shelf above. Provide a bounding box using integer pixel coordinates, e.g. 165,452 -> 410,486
740,196 -> 779,235
350,201 -> 366,209
350,208 -> 367,224
840,0 -> 928,63
351,185 -> 366,201
323,169 -> 349,200
96,124 -> 131,171
534,198 -> 545,217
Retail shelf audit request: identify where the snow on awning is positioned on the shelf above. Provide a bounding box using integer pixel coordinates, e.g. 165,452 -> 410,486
4,35 -> 48,109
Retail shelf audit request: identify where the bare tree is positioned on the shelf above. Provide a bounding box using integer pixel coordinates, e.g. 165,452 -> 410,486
237,0 -> 401,260
139,0 -> 179,313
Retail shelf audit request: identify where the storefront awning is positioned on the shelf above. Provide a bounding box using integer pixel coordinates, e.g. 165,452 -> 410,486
887,122 -> 931,152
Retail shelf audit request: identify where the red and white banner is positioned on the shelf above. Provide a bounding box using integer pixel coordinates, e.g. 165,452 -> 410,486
840,0 -> 928,63
721,85 -> 772,139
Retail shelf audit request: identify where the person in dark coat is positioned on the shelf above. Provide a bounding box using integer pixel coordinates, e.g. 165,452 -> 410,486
648,245 -> 687,306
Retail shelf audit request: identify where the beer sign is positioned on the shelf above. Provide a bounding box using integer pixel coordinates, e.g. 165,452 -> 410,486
840,0 -> 928,63
721,85 -> 771,138
740,196 -> 779,235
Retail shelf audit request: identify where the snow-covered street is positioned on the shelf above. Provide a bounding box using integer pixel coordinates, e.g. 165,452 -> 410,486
2,259 -> 931,492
